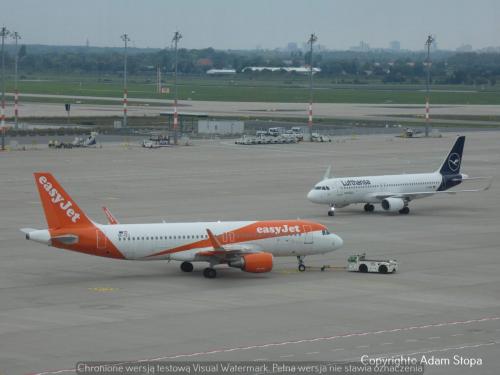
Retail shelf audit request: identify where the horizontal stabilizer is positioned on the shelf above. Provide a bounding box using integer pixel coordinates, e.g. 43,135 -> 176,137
20,227 -> 38,234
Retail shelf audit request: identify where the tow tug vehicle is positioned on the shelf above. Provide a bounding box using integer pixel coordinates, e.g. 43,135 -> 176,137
347,253 -> 398,274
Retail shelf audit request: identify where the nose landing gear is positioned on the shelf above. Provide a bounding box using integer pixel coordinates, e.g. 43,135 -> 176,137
328,205 -> 335,216
297,256 -> 306,272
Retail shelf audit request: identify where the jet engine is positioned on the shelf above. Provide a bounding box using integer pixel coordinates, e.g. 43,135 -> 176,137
228,252 -> 273,273
381,197 -> 405,212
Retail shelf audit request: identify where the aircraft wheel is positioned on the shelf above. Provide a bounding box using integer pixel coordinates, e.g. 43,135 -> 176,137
399,207 -> 410,215
364,203 -> 375,212
203,267 -> 217,279
180,261 -> 194,272
328,211 -> 334,216
298,264 -> 306,272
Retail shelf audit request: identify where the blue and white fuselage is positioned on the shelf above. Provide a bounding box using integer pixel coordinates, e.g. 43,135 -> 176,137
307,136 -> 491,215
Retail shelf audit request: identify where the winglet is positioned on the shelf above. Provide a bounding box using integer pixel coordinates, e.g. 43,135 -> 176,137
102,206 -> 119,225
206,229 -> 224,250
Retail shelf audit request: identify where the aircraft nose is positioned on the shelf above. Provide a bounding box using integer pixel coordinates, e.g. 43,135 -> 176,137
307,189 -> 319,203
332,234 -> 343,250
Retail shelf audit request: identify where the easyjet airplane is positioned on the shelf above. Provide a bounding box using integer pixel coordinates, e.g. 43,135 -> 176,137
21,173 -> 343,278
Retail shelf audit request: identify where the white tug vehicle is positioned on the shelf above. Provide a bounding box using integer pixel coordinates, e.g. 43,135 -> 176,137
347,253 -> 398,274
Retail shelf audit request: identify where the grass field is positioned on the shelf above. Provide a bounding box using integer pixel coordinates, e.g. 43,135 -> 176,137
6,74 -> 500,104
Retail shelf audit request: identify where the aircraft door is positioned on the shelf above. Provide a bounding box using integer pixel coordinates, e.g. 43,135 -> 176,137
303,225 -> 313,244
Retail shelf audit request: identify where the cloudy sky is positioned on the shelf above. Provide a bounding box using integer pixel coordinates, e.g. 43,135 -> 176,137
2,0 -> 499,50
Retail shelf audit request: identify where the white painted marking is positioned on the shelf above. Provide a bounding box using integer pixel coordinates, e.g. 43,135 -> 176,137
405,339 -> 418,342
306,351 -> 319,355
31,316 -> 500,375
280,354 -> 294,358
382,342 -> 393,345
356,345 -> 369,348
451,333 -> 465,337
331,348 -> 345,352
428,336 -> 440,340
253,358 -> 268,361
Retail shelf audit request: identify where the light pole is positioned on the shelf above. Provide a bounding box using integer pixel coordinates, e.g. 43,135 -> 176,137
172,30 -> 182,145
1,26 -> 10,151
424,35 -> 434,137
12,31 -> 21,129
307,33 -> 317,141
121,33 -> 130,128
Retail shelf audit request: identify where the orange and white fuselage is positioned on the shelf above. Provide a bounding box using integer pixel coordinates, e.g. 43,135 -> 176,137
23,173 -> 343,278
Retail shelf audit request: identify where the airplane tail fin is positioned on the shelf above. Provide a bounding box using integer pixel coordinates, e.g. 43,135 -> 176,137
437,136 -> 465,176
34,172 -> 93,229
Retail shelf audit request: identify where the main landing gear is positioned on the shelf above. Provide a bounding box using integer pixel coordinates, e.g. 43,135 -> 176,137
363,203 -> 375,212
180,261 -> 217,278
180,261 -> 194,272
399,206 -> 410,215
297,256 -> 306,272
203,267 -> 217,279
328,205 -> 335,216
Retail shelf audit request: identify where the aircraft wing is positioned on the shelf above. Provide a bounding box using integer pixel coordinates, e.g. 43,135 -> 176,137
370,178 -> 492,201
195,229 -> 262,259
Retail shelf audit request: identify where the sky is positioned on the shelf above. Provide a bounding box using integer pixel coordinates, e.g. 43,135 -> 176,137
1,0 -> 499,51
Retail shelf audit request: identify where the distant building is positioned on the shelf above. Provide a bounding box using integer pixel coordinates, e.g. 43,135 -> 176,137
286,42 -> 299,51
242,66 -> 321,74
206,69 -> 236,75
350,41 -> 370,52
198,120 -> 244,135
389,40 -> 400,51
196,58 -> 213,67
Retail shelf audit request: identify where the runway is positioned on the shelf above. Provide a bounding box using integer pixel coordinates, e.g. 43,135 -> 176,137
0,132 -> 499,374
6,93 -> 500,126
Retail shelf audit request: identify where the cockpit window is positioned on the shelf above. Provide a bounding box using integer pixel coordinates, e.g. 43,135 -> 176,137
321,229 -> 331,235
315,186 -> 330,190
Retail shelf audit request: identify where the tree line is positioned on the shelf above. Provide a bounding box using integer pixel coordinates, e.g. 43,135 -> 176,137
3,44 -> 500,85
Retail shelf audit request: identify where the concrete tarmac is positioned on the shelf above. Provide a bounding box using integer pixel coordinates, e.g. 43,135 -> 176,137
0,132 -> 499,374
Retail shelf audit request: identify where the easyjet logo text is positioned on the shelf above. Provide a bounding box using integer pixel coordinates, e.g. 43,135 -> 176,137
39,176 -> 81,223
256,224 -> 301,235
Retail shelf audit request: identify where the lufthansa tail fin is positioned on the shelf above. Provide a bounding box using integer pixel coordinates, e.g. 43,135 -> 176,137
34,172 -> 93,229
437,136 -> 465,176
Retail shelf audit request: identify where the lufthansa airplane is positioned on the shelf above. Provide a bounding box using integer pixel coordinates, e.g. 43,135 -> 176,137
22,173 -> 343,278
307,136 -> 491,216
